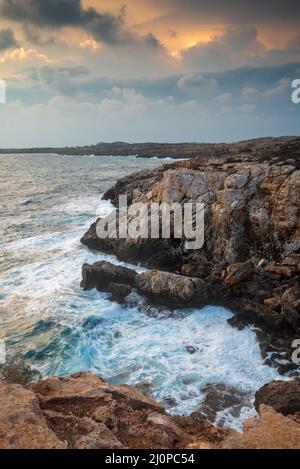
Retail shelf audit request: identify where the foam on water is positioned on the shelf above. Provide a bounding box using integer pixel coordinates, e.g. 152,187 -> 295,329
0,153 -> 284,431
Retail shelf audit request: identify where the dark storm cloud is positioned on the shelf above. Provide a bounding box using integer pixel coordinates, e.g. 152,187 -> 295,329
0,0 -> 129,44
161,0 -> 300,22
0,27 -> 18,50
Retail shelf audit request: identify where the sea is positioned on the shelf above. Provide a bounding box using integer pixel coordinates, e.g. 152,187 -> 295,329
0,153 -> 282,430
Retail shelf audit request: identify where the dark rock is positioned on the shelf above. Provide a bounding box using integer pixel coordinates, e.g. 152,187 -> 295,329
255,380 -> 300,415
225,261 -> 255,287
81,261 -> 137,292
108,282 -> 132,303
136,270 -> 209,307
199,383 -> 252,426
185,345 -> 199,355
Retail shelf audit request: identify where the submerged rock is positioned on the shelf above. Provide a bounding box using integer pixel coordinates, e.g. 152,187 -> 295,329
199,383 -> 253,426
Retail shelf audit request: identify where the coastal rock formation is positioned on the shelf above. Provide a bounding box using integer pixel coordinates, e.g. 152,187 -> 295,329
81,139 -> 300,363
80,261 -> 228,308
76,139 -> 300,446
224,405 -> 300,449
0,372 -> 228,449
3,372 -> 300,449
255,380 -> 300,416
0,383 -> 66,449
81,261 -> 137,292
136,270 -> 209,307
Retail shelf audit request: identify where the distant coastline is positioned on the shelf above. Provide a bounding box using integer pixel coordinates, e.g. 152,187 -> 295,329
1,136 -> 299,159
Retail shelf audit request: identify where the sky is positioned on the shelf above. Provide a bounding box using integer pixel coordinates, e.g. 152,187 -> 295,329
0,0 -> 299,147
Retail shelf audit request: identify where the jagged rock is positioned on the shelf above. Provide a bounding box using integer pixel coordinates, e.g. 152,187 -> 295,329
2,371 -> 300,449
81,261 -> 137,292
73,423 -> 125,449
264,296 -> 281,311
136,270 -> 208,306
80,214 -> 174,266
281,286 -> 300,312
225,261 -> 255,287
229,298 -> 281,328
199,383 -> 252,426
29,372 -> 227,449
108,282 -> 132,303
255,380 -> 300,415
224,405 -> 300,449
0,384 -> 66,449
266,262 -> 298,277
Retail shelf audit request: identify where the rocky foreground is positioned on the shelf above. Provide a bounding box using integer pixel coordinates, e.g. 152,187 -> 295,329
1,372 -> 300,449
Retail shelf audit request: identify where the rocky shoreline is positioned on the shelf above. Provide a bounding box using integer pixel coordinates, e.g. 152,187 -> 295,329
1,137 -> 300,449
81,137 -> 300,372
71,137 -> 300,448
1,372 -> 300,449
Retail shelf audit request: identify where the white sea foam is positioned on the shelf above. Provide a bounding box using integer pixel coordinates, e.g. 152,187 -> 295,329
74,305 -> 284,431
0,161 -> 286,432
51,196 -> 114,217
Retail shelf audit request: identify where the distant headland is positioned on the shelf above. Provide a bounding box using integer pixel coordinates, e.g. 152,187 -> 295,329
1,136 -> 299,159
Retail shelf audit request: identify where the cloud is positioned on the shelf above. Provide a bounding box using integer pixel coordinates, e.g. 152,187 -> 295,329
0,0 -> 129,45
144,32 -> 164,49
36,65 -> 89,96
0,47 -> 53,65
0,27 -> 18,51
214,92 -> 232,105
154,0 -> 300,23
264,77 -> 291,97
182,26 -> 264,72
22,24 -> 60,47
177,74 -> 218,99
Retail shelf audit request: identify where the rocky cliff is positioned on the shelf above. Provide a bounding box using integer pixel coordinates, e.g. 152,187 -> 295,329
81,138 -> 300,368
2,372 -> 300,449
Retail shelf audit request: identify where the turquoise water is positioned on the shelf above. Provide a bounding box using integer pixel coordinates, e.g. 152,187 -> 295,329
0,153 -> 281,429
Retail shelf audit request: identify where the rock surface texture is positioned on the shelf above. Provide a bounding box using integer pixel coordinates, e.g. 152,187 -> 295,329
2,373 -> 300,449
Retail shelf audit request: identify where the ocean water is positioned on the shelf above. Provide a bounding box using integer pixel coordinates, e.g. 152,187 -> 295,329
0,153 -> 281,430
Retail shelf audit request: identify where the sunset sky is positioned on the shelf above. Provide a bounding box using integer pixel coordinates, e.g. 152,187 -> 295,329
0,0 -> 299,146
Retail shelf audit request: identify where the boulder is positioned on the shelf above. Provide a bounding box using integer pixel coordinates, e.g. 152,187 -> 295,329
81,261 -> 137,292
255,380 -> 300,416
279,285 -> 300,328
30,372 -> 224,449
108,282 -> 132,303
281,286 -> 300,312
266,262 -> 298,277
225,261 -> 255,287
136,270 -> 208,306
